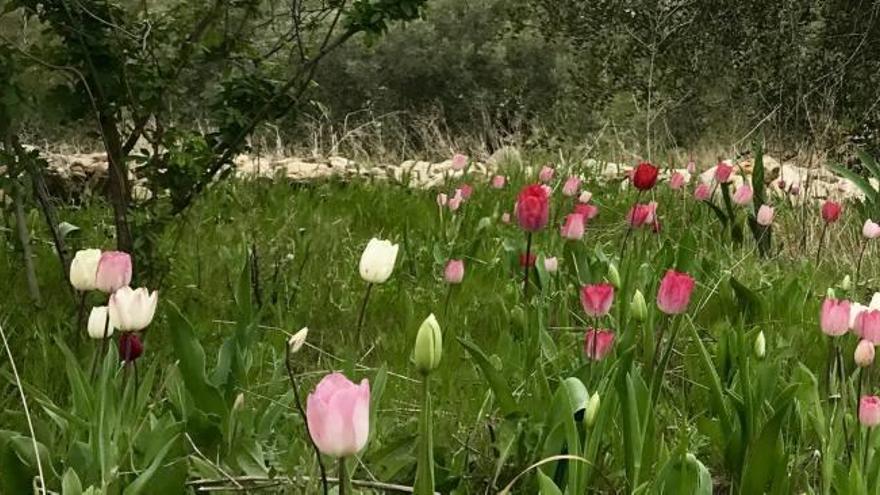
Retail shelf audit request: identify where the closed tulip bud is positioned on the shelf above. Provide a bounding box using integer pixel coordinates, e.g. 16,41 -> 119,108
585,393 -> 600,427
436,193 -> 448,207
756,205 -> 775,226
714,162 -> 733,183
669,172 -> 686,190
491,175 -> 506,189
840,275 -> 852,292
414,314 -> 442,374
580,283 -> 614,317
359,238 -> 399,284
233,392 -> 245,411
560,213 -> 585,240
607,263 -> 621,288
578,190 -> 592,204
855,340 -> 875,368
87,306 -> 114,339
821,200 -> 842,223
95,251 -> 132,294
864,219 -> 880,239
539,165 -> 555,183
583,329 -> 615,361
118,332 -> 144,363
656,270 -> 696,315
444,259 -> 465,284
515,184 -> 550,232
562,176 -> 581,196
754,331 -> 766,359
860,395 -> 880,427
543,256 -> 558,273
70,249 -> 102,291
632,162 -> 659,191
694,183 -> 711,201
630,290 -> 648,322
109,286 -> 158,332
732,184 -> 753,205
288,327 -> 309,354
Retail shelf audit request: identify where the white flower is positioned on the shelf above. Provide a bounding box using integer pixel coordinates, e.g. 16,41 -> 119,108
288,327 -> 309,354
69,249 -> 101,291
871,293 -> 880,310
109,287 -> 158,332
358,238 -> 399,284
87,306 -> 115,339
850,302 -> 867,329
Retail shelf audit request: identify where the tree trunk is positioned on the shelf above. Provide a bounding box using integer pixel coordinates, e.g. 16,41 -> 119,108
99,110 -> 134,257
12,181 -> 42,306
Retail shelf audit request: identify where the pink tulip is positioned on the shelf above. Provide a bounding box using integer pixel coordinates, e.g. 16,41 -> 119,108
451,153 -> 468,171
864,219 -> 880,239
627,202 -> 657,228
860,395 -> 880,427
459,184 -> 473,200
578,191 -> 592,204
732,184 -> 753,205
562,176 -> 581,197
306,372 -> 371,457
669,172 -> 686,190
574,203 -> 599,221
656,270 -> 695,315
444,259 -> 464,284
686,160 -> 696,174
436,193 -> 448,207
516,185 -> 550,232
855,339 -> 875,368
448,191 -> 463,212
694,183 -> 711,201
714,162 -> 733,183
857,309 -> 880,343
580,283 -> 614,317
583,329 -> 615,361
95,251 -> 132,293
539,165 -> 555,183
541,184 -> 553,197
821,200 -> 842,223
757,205 -> 774,226
491,175 -> 506,189
820,298 -> 851,336
543,256 -> 558,273
560,213 -> 585,240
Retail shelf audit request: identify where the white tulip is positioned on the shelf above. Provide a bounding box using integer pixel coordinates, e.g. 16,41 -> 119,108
358,238 -> 399,284
87,306 -> 115,339
109,287 -> 158,332
69,249 -> 102,291
851,302 -> 866,329
288,327 -> 309,354
871,293 -> 880,310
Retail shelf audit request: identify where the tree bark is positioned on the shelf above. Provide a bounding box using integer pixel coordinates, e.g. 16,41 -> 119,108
99,109 -> 134,257
12,181 -> 41,306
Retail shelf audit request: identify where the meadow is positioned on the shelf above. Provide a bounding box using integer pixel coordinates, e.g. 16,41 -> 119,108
2,149 -> 880,495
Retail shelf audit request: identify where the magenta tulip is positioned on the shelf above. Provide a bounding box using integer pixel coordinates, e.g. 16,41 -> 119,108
583,329 -> 615,361
95,251 -> 132,294
515,184 -> 550,232
714,162 -> 733,183
580,283 -> 614,317
574,203 -> 599,221
656,270 -> 695,315
820,298 -> 851,336
306,372 -> 371,457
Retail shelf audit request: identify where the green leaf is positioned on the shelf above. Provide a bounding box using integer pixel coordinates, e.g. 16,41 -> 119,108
655,452 -> 713,495
751,139 -> 765,207
828,162 -> 879,205
62,468 -> 83,495
122,434 -> 179,495
457,338 -> 519,416
685,322 -> 730,429
537,469 -> 563,495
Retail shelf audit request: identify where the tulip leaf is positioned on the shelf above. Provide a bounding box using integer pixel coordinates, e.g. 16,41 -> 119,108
122,434 -> 178,495
166,302 -> 227,420
457,338 -> 519,416
655,451 -> 712,495
751,139 -> 765,208
828,162 -> 879,205
537,469 -> 563,495
62,468 -> 83,495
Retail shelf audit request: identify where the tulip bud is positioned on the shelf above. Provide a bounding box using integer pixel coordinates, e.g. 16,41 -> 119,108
585,393 -> 600,427
826,288 -> 837,299
840,275 -> 852,292
414,314 -> 442,374
607,263 -> 621,288
87,306 -> 115,339
630,290 -> 648,322
754,331 -> 766,359
288,327 -> 309,354
856,339 -> 875,368
70,249 -> 102,291
233,392 -> 245,411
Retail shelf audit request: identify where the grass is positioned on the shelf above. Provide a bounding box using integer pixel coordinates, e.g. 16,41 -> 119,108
1,153 -> 878,493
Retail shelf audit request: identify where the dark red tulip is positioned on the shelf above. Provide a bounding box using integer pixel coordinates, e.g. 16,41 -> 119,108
519,253 -> 537,268
118,332 -> 144,363
632,162 -> 659,191
821,200 -> 842,223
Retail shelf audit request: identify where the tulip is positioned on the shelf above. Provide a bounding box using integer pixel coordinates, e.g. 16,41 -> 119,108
656,269 -> 695,315
860,395 -> 880,427
694,183 -> 711,201
580,283 -> 614,317
632,162 -> 659,191
754,331 -> 766,359
669,172 -> 686,190
732,184 -> 753,205
583,329 -> 615,360
458,184 -> 473,200
560,213 -> 585,240
821,200 -> 842,223
539,165 -> 555,183
686,160 -> 696,174
714,162 -> 733,183
444,259 -> 464,284
790,183 -> 800,195
515,184 -> 550,232
306,372 -> 371,457
865,219 -> 880,239
359,238 -> 399,284
95,251 -> 132,293
109,286 -> 158,332
451,153 -> 467,171
70,248 -> 102,291
562,176 -> 581,196
627,202 -> 657,228
857,309 -> 880,343
574,203 -> 599,221
519,253 -> 537,268
820,298 -> 851,337
607,263 -> 621,288
87,306 -> 114,339
448,192 -> 462,212
756,205 -> 774,226
118,332 -> 143,363
288,327 -> 309,354
855,339 -> 875,367
414,314 -> 442,374
501,212 -> 511,224
436,193 -> 448,207
584,393 -> 600,427
851,302 -> 867,330
578,190 -> 592,203
630,289 -> 647,322
543,257 -> 558,273
491,175 -> 506,189
840,275 -> 852,292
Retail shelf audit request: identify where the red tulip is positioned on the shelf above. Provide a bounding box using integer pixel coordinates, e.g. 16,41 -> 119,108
821,200 -> 842,223
632,162 -> 659,191
583,329 -> 615,361
656,270 -> 695,315
560,213 -> 585,240
515,184 -> 550,232
580,283 -> 614,317
820,298 -> 851,336
118,332 -> 144,363
519,253 -> 537,268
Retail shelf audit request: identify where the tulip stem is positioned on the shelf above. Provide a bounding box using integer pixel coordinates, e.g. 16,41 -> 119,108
285,345 -> 329,495
76,292 -> 86,348
619,191 -> 644,260
816,223 -> 828,265
414,376 -> 435,494
90,313 -> 111,381
443,285 -> 453,321
355,283 -> 373,347
864,426 -> 873,474
523,233 -> 533,298
338,457 -> 351,495
856,240 -> 868,289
